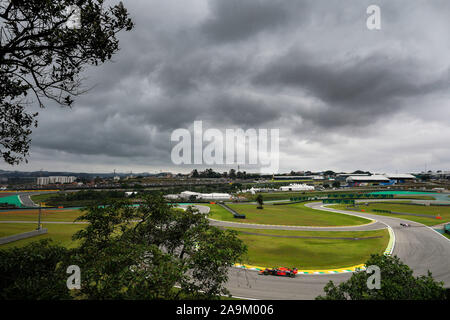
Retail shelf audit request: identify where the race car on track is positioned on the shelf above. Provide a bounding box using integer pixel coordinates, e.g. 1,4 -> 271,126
258,267 -> 298,278
400,222 -> 410,227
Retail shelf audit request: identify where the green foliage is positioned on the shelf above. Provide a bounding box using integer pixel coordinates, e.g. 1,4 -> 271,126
0,0 -> 134,164
41,190 -> 127,206
0,239 -> 71,300
70,194 -> 247,299
332,181 -> 341,188
0,195 -> 246,299
316,254 -> 446,300
256,194 -> 264,209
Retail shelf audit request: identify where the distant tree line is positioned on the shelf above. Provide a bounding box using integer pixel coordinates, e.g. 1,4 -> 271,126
43,190 -> 127,206
191,169 -> 264,180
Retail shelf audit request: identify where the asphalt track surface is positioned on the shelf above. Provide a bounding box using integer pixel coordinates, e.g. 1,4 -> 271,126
0,191 -> 57,207
215,202 -> 450,300
2,193 -> 450,300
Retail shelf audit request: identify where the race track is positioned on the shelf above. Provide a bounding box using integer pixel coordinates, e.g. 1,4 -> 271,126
3,193 -> 449,300
209,201 -> 450,300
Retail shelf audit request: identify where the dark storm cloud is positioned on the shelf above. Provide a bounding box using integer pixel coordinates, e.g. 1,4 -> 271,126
201,0 -> 290,43
253,51 -> 450,129
254,52 -> 448,109
4,0 -> 449,173
204,93 -> 282,127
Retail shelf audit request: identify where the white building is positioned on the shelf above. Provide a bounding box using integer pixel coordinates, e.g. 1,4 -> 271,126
238,187 -> 277,194
178,191 -> 231,200
346,175 -> 390,184
383,173 -> 416,182
280,183 -> 315,191
37,176 -> 76,185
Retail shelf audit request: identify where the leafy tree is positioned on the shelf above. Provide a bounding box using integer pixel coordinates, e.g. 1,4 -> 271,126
332,181 -> 341,188
256,194 -> 263,209
0,239 -> 71,300
229,169 -> 236,179
70,194 -> 247,299
191,169 -> 199,178
323,170 -> 335,177
317,254 -> 446,300
353,170 -> 370,175
0,0 -> 134,164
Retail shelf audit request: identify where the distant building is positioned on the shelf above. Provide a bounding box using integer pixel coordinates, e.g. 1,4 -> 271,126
346,175 -> 390,185
383,173 -> 416,183
239,187 -> 277,194
273,175 -> 322,181
336,173 -> 370,182
177,191 -> 231,200
279,183 -> 315,191
37,176 -> 76,185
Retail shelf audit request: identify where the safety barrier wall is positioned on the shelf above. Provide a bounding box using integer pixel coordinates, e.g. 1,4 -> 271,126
0,228 -> 48,245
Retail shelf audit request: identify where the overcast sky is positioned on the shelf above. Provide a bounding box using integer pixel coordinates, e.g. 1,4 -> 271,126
2,0 -> 449,174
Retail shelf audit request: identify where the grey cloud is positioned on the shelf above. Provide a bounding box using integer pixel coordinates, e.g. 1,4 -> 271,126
255,52 -> 447,106
3,0 -> 449,173
253,51 -> 449,129
201,0 -> 290,43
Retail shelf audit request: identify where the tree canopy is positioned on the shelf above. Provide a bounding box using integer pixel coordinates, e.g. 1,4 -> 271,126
256,194 -> 263,209
0,0 -> 133,164
72,195 -> 247,299
0,195 -> 247,299
317,254 -> 446,300
0,239 -> 71,300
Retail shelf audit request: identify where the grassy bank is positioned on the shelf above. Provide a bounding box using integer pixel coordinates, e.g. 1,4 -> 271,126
0,223 -> 36,238
329,202 -> 450,226
229,227 -> 389,269
0,223 -> 85,249
207,203 -> 371,227
0,208 -> 83,222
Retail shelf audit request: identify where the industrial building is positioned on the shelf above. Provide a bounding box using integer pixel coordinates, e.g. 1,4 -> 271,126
273,175 -> 323,181
336,173 -> 370,182
383,173 -> 416,183
343,173 -> 416,185
346,175 -> 390,185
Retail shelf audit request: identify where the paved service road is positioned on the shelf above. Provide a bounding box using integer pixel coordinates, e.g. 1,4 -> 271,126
208,215 -> 386,232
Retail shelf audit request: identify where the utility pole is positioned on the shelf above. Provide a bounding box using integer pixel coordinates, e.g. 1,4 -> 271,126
37,202 -> 42,230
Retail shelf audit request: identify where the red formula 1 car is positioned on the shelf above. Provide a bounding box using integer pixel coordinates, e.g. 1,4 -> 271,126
258,267 -> 298,278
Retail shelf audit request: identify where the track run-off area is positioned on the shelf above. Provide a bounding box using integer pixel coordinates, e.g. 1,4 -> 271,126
1,192 -> 449,300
